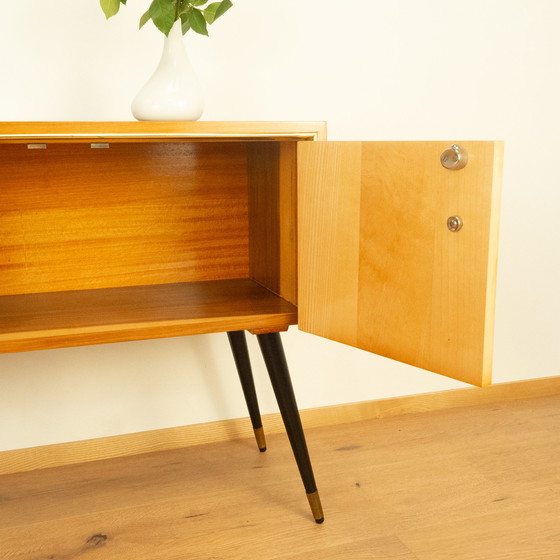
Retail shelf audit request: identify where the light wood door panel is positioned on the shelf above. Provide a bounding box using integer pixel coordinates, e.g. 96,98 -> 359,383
298,141 -> 503,386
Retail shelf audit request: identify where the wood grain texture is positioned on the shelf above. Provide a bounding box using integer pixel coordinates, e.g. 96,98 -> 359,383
0,141 -> 249,295
247,142 -> 298,304
0,121 -> 327,142
278,141 -> 299,305
248,142 -> 281,294
0,279 -> 297,353
298,141 -> 503,387
0,391 -> 559,559
0,124 -> 317,356
298,143 -> 362,346
2,375 -> 558,475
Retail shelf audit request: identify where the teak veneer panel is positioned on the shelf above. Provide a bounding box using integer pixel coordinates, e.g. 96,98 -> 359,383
0,142 -> 249,295
0,122 -> 319,356
0,123 -> 502,388
0,279 -> 297,353
0,121 -> 327,143
298,141 -> 503,387
247,141 -> 298,305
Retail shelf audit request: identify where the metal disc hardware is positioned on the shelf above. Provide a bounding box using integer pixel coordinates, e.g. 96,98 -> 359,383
440,144 -> 468,170
447,216 -> 463,232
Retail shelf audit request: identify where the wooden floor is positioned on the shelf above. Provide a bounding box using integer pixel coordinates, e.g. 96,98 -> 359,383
1,393 -> 559,559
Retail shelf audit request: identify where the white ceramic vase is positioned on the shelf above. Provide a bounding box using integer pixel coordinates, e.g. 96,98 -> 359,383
132,20 -> 204,121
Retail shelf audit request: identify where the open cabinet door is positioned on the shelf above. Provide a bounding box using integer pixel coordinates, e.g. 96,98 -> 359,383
298,141 -> 503,387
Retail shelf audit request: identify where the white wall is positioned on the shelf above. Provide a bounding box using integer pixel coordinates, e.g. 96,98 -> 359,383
1,0 -> 558,452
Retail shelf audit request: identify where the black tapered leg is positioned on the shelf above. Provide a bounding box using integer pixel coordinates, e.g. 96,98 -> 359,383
227,331 -> 267,452
257,332 -> 324,524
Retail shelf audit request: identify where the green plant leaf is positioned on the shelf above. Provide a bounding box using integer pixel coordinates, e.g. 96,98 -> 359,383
139,9 -> 151,29
216,0 -> 233,19
178,4 -> 193,33
204,0 -> 232,24
101,0 -> 231,35
190,8 -> 209,36
100,0 -> 122,19
178,0 -> 192,16
149,0 -> 177,36
181,13 -> 192,35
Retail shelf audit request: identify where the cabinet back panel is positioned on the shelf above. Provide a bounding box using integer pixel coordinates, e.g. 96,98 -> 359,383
0,142 -> 249,295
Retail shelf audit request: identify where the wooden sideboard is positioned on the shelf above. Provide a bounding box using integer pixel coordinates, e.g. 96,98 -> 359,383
0,122 -> 503,522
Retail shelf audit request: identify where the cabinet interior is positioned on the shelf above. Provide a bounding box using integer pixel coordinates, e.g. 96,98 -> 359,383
0,138 -> 299,353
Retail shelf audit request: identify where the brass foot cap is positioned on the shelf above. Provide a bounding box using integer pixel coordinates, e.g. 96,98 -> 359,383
306,491 -> 324,523
254,427 -> 267,452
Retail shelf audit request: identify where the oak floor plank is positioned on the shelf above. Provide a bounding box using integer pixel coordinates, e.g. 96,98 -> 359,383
1,393 -> 559,559
281,536 -> 420,560
399,508 -> 560,560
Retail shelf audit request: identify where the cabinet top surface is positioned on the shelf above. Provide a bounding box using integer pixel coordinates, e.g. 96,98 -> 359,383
0,121 -> 327,142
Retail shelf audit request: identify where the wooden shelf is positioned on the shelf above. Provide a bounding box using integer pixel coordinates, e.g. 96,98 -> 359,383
0,279 -> 298,354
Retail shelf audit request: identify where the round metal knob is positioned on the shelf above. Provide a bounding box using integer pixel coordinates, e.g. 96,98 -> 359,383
440,144 -> 468,170
447,216 -> 463,232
